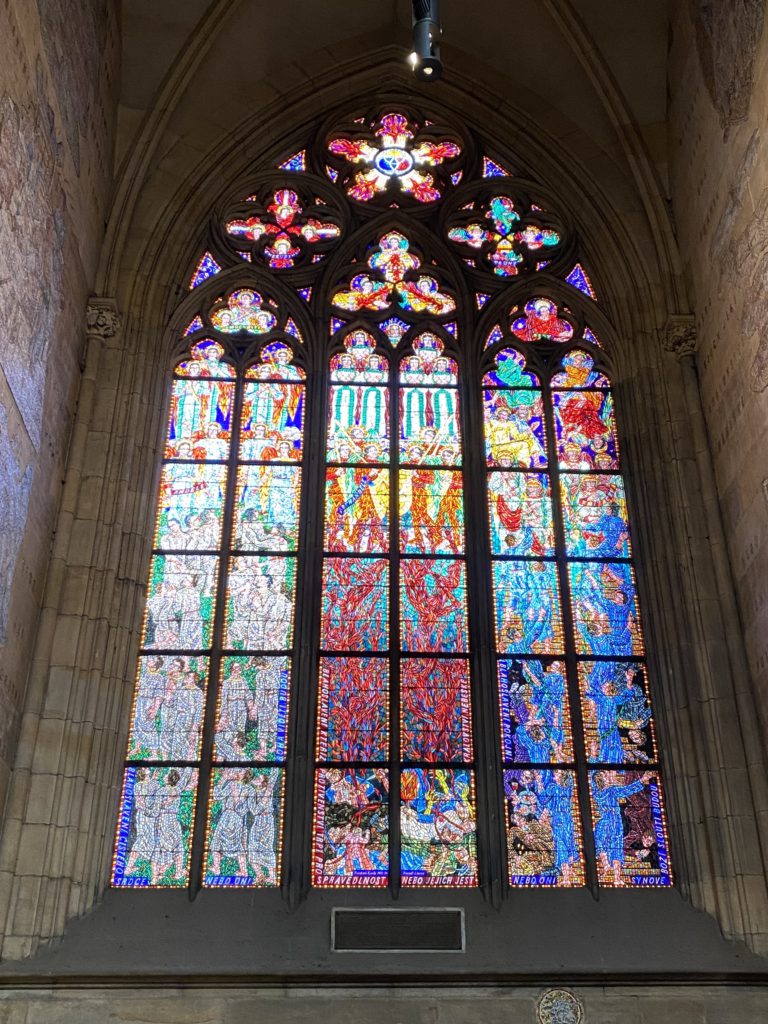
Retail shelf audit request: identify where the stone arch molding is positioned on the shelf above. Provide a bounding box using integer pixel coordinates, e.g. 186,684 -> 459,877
0,24 -> 766,967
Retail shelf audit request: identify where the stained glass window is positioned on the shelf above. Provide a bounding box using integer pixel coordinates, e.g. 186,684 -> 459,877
115,109 -> 672,897
484,338 -> 671,887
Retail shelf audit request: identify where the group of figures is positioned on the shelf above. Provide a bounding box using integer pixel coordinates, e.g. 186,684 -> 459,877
313,768 -> 477,887
205,768 -> 282,886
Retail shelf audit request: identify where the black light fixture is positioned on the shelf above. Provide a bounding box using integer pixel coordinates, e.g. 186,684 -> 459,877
410,0 -> 443,81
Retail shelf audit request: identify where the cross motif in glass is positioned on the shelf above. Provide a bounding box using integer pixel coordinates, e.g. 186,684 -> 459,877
448,196 -> 561,276
226,190 -> 340,269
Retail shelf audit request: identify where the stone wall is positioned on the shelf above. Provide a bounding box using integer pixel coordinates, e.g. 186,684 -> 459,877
0,1 -> 118,810
669,2 -> 768,733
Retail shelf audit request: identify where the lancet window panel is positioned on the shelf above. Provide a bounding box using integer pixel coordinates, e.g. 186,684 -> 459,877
112,323 -> 307,890
112,106 -> 673,898
483,335 -> 671,889
313,321 -> 477,890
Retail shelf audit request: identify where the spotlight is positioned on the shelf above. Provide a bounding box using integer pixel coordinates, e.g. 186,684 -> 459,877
410,0 -> 443,82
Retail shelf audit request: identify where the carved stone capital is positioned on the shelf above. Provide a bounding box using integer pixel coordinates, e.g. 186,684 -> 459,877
663,315 -> 697,360
86,297 -> 122,340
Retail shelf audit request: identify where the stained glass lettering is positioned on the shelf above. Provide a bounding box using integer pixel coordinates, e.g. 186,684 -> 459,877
204,768 -> 283,886
498,659 -> 572,763
324,466 -> 389,553
401,659 -> 472,761
401,768 -> 477,886
112,767 -> 197,887
214,656 -> 290,762
154,463 -> 227,551
589,770 -> 671,886
504,769 -> 584,886
313,768 -> 389,886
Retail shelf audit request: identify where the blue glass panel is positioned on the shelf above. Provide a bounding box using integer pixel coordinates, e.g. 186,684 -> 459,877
579,661 -> 656,764
492,561 -> 564,655
589,770 -> 672,886
568,562 -> 644,658
504,769 -> 584,886
498,659 -> 572,763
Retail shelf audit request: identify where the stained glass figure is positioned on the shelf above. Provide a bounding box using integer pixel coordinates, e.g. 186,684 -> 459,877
504,769 -> 584,886
589,770 -> 671,886
554,387 -> 619,471
493,561 -> 564,655
320,557 -> 389,651
511,298 -> 574,343
154,463 -> 227,551
401,768 -> 477,886
142,555 -> 218,651
225,556 -> 296,651
448,196 -> 560,276
560,474 -> 630,558
204,768 -> 283,886
241,347 -> 304,462
401,659 -> 472,761
211,290 -> 277,334
112,767 -> 198,887
327,331 -> 389,463
332,232 -> 455,317
399,469 -> 465,555
328,112 -> 460,204
189,251 -> 221,289
234,465 -> 300,552
316,658 -> 388,761
565,263 -> 597,300
483,390 -> 547,468
313,768 -> 389,886
214,656 -> 290,761
568,562 -> 643,658
487,472 -> 553,556
550,349 -> 610,388
127,656 -> 208,761
498,659 -> 572,763
579,661 -> 656,764
399,380 -> 461,466
324,466 -> 389,553
400,559 -> 468,653
482,348 -> 539,388
381,316 -> 409,346
226,189 -> 340,269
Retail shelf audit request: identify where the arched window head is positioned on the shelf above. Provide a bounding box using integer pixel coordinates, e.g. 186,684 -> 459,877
112,108 -> 671,894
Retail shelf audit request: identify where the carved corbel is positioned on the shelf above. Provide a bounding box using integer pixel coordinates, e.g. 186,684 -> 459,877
86,296 -> 122,340
663,315 -> 697,360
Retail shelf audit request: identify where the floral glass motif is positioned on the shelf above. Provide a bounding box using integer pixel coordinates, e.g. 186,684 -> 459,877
448,196 -> 561,276
332,231 -> 455,318
483,338 -> 671,887
226,189 -> 340,269
328,112 -> 460,204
